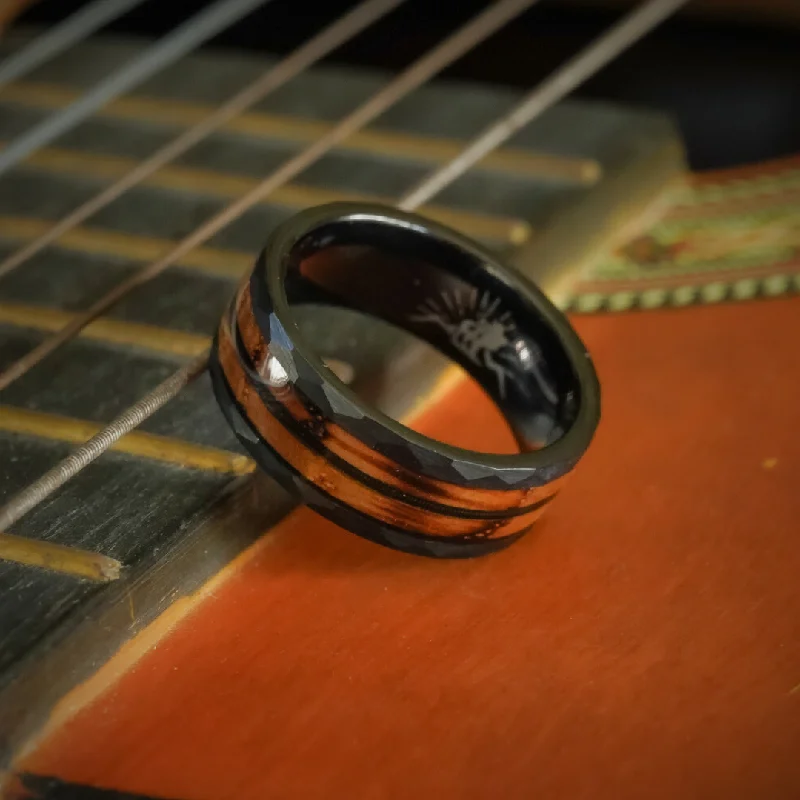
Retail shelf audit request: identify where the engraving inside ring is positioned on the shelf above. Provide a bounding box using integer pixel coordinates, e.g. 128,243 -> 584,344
281,218 -> 583,451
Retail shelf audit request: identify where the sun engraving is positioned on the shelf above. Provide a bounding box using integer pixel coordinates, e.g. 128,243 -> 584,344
410,289 -> 518,398
410,288 -> 558,404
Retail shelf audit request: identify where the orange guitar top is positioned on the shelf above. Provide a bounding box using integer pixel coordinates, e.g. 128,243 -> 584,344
12,289 -> 800,799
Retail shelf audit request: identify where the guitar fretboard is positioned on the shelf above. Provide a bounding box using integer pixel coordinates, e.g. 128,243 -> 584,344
0,27 -> 680,747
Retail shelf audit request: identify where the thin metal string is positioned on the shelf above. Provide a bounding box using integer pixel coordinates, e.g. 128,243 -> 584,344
0,0 -> 148,89
0,0 -> 684,534
0,353 -> 209,534
0,0 -> 270,179
399,0 -> 690,210
0,0 -> 539,393
0,0 -> 406,281
0,0 -> 540,533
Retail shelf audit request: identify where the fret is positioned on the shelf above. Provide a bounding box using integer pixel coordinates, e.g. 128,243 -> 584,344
0,406 -> 253,474
10,145 -> 532,246
0,216 -> 253,279
0,80 -> 601,185
0,531 -> 121,582
0,429 -> 240,677
0,302 -> 210,358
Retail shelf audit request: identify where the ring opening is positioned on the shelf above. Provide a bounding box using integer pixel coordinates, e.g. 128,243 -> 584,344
282,215 -> 582,451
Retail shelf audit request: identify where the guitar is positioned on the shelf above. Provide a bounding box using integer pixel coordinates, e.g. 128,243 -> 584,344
0,2 -> 798,797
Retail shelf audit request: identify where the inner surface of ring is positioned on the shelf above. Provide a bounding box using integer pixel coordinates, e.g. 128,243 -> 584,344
284,217 -> 582,450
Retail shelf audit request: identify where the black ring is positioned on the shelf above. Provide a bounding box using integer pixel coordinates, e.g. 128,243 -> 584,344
209,202 -> 600,558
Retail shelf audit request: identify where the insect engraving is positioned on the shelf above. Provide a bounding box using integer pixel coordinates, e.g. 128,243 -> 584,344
410,289 -> 557,403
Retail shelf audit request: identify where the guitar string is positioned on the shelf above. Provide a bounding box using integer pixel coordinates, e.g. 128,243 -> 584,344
0,0 -> 539,392
0,0 -> 148,89
0,0 -> 689,535
398,0 -> 689,211
0,0 -> 271,179
0,0 -> 407,281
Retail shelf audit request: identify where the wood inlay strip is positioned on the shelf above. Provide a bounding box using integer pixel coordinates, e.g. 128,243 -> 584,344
0,81 -> 601,184
0,406 -> 255,475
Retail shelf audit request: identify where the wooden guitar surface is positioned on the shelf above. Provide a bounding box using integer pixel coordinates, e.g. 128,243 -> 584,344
9,289 -> 800,799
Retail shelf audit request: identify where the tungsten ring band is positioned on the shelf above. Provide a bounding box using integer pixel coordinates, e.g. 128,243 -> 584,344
209,203 -> 601,558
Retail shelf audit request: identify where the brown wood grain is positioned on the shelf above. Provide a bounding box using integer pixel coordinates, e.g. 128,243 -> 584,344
235,285 -> 561,512
218,311 -> 551,539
